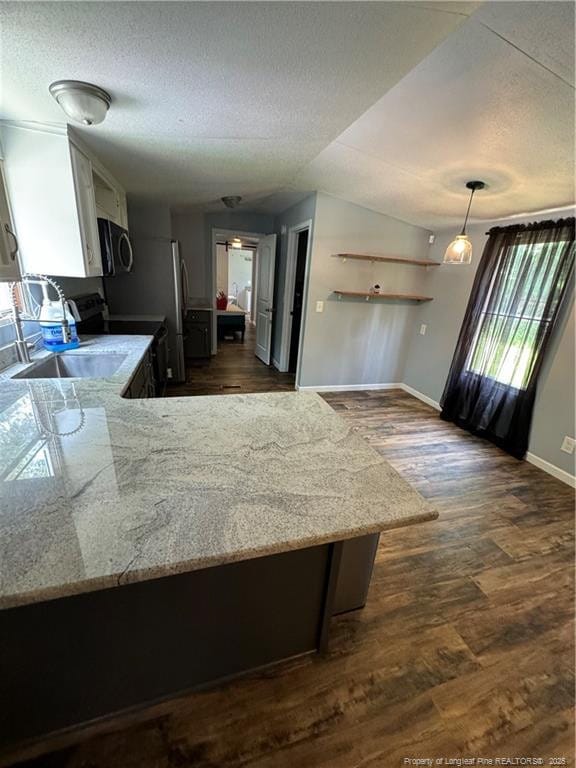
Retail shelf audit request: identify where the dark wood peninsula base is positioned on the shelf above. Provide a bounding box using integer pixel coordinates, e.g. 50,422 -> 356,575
0,534 -> 379,764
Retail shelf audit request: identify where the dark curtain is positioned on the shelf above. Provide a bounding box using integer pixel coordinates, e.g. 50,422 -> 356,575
440,217 -> 575,459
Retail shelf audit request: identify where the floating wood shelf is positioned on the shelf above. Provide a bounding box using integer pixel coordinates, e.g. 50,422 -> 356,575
334,290 -> 433,302
332,253 -> 440,267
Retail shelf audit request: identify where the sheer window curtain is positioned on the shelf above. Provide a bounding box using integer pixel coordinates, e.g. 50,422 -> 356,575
440,218 -> 575,459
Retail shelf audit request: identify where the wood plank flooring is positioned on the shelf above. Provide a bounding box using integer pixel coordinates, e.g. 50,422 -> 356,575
167,325 -> 295,397
18,390 -> 575,767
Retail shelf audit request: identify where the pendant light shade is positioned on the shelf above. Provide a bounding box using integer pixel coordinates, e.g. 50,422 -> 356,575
444,181 -> 485,264
444,234 -> 473,264
49,80 -> 111,126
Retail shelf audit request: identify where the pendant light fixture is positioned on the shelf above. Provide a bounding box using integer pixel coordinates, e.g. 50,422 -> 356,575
444,180 -> 485,264
49,80 -> 111,126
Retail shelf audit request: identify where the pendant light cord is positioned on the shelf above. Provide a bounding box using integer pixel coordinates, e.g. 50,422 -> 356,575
460,187 -> 476,235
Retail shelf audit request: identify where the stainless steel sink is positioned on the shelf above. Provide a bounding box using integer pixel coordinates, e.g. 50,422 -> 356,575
13,353 -> 127,380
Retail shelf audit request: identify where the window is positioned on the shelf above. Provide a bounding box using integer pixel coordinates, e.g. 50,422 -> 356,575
0,282 -> 14,316
0,281 -> 27,324
441,217 -> 574,459
466,237 -> 572,390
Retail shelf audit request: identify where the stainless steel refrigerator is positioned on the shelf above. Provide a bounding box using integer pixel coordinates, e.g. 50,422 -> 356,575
103,237 -> 189,383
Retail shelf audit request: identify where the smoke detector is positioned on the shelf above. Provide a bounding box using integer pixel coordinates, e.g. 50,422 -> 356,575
221,196 -> 242,209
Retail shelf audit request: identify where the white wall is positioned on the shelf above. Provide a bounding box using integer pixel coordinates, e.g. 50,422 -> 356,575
402,210 -> 575,478
228,249 -> 252,310
298,193 -> 432,388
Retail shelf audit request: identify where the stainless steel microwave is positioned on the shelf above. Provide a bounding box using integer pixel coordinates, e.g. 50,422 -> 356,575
97,218 -> 133,276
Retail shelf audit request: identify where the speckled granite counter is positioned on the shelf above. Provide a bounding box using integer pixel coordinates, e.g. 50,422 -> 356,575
0,335 -> 435,610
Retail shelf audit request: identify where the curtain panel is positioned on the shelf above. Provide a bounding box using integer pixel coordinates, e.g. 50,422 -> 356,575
440,217 -> 575,459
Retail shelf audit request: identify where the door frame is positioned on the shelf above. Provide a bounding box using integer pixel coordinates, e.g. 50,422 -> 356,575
211,228 -> 264,355
277,219 -> 313,378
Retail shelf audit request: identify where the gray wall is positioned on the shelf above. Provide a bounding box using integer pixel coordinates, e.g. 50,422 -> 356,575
298,192 -> 432,388
272,194 -> 317,366
171,211 -> 207,302
171,209 -> 275,304
402,211 -> 575,476
128,200 -> 172,240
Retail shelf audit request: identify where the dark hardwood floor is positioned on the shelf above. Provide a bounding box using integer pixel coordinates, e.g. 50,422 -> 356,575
167,324 -> 295,396
17,390 -> 575,767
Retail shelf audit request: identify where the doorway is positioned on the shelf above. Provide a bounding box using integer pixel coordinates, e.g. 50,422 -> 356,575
276,219 -> 312,383
288,229 -> 308,373
211,229 -> 263,356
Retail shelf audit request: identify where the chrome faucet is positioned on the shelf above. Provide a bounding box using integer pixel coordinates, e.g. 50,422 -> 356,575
10,274 -> 71,364
10,282 -> 31,364
23,273 -> 72,344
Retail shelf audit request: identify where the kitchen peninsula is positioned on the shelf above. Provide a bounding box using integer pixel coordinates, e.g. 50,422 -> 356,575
0,336 -> 435,761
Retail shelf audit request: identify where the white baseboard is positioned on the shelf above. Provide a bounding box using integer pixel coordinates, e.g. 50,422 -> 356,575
526,452 -> 576,488
399,383 -> 441,411
297,382 -> 403,393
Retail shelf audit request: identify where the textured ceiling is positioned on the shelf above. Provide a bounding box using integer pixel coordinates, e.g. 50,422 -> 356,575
0,1 -> 470,209
1,2 -> 573,227
289,1 -> 576,227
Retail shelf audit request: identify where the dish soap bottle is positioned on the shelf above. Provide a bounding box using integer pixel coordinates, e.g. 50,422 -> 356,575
39,299 -> 80,352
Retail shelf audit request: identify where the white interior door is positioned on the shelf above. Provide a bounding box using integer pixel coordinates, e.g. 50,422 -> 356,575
255,233 -> 277,365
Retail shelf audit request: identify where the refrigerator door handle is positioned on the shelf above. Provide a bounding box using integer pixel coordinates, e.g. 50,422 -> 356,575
172,241 -> 183,335
181,258 -> 190,311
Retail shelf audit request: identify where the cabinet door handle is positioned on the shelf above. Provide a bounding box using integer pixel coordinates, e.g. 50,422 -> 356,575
4,224 -> 18,260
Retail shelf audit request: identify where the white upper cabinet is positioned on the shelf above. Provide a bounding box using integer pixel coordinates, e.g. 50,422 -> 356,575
93,170 -> 128,228
69,143 -> 101,275
0,162 -> 21,282
0,123 -> 128,278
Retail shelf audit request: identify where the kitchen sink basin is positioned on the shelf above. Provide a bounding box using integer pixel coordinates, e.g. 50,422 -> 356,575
13,353 -> 127,380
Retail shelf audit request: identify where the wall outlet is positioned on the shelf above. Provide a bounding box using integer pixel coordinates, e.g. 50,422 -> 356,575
420,324 -> 427,335
428,234 -> 436,244
167,367 -> 173,379
561,436 -> 575,454
315,301 -> 324,313
281,225 -> 287,235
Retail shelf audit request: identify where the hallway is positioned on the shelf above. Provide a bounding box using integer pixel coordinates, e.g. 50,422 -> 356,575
167,323 -> 296,396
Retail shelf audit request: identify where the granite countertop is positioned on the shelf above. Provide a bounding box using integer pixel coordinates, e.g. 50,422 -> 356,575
0,335 -> 436,610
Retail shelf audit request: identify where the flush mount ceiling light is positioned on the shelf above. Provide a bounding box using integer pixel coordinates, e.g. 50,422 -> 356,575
221,196 -> 242,209
49,80 -> 111,126
444,180 -> 486,265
